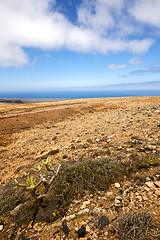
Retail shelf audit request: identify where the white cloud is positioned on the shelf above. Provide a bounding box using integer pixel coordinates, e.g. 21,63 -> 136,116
129,57 -> 141,65
0,0 -> 156,67
130,0 -> 160,27
78,0 -> 124,34
108,64 -> 126,70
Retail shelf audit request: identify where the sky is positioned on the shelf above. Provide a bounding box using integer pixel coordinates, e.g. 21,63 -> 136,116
0,0 -> 160,91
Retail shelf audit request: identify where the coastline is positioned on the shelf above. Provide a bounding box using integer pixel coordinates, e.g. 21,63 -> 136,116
0,89 -> 160,103
0,98 -> 70,104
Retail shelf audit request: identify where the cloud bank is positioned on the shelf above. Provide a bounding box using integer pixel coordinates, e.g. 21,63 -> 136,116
0,0 -> 159,67
119,63 -> 160,78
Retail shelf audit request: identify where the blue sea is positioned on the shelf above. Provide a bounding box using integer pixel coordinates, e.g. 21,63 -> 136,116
0,89 -> 160,102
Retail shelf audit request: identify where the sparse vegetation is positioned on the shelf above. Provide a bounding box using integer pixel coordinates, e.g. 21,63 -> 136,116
0,153 -> 159,226
0,217 -> 5,225
115,211 -> 160,240
14,155 -> 63,197
129,154 -> 160,171
138,157 -> 159,169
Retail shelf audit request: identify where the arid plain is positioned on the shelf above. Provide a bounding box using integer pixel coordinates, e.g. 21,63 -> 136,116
0,96 -> 160,239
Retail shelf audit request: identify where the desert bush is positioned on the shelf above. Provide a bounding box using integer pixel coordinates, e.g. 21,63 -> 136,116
138,157 -> 159,169
129,154 -> 159,170
1,153 -> 159,225
50,157 -> 128,213
115,211 -> 160,240
0,179 -> 26,216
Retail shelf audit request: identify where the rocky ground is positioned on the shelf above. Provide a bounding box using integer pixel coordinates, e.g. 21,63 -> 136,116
0,96 -> 160,239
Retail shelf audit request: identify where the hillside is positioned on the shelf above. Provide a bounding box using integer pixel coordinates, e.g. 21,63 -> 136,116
0,96 -> 160,239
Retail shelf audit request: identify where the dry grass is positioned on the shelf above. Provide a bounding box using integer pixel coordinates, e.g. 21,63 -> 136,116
115,211 -> 160,240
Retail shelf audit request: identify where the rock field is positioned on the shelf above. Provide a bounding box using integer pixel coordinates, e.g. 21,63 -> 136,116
0,96 -> 160,239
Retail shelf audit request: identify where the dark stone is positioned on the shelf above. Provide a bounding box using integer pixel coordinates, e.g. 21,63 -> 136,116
98,216 -> 109,230
71,145 -> 76,150
18,237 -> 29,240
52,136 -> 57,140
34,202 -> 57,223
77,225 -> 86,238
62,220 -> 70,237
87,138 -> 93,143
0,149 -> 7,154
40,149 -> 59,159
53,230 -> 60,236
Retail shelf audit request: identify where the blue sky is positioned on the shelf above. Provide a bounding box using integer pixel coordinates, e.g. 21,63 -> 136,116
0,0 -> 160,91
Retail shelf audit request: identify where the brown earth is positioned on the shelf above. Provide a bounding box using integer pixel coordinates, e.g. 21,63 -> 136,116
0,96 -> 160,239
0,96 -> 159,186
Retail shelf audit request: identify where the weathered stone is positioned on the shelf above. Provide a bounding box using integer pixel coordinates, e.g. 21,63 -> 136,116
77,225 -> 86,238
50,221 -> 61,228
106,213 -> 116,223
0,225 -> 3,231
123,188 -> 130,197
144,186 -> 150,192
35,202 -> 57,223
93,207 -> 107,216
76,208 -> 90,216
106,191 -> 113,197
40,149 -> 59,159
115,183 -> 120,188
154,181 -> 160,188
143,196 -> 148,201
10,204 -> 23,217
86,225 -> 91,233
80,200 -> 90,209
62,220 -> 70,237
52,136 -> 57,140
63,214 -> 75,221
146,145 -> 156,150
146,177 -> 151,182
155,189 -> 160,196
115,196 -> 122,207
98,216 -> 109,230
145,182 -> 156,191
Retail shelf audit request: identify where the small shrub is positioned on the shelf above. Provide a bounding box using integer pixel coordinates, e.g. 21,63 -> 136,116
0,179 -> 25,216
50,157 -> 129,213
138,157 -> 159,169
116,211 -> 159,240
13,201 -> 39,225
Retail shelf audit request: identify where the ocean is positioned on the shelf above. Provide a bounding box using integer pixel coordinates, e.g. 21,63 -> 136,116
0,89 -> 160,103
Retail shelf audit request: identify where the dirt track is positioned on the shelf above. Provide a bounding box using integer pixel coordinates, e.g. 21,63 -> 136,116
0,99 -> 118,146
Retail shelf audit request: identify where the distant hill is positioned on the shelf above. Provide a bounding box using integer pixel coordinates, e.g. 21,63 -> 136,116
0,99 -> 24,104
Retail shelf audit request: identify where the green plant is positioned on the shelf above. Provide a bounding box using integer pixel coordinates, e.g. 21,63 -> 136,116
138,157 -> 159,169
14,154 -> 63,197
50,212 -> 57,222
0,217 -> 5,225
